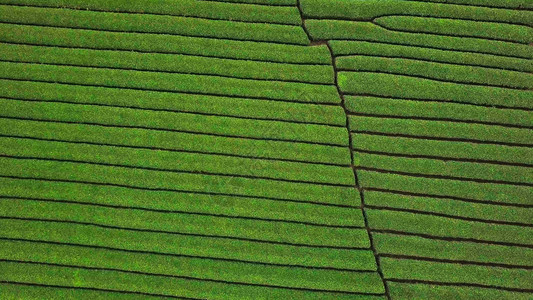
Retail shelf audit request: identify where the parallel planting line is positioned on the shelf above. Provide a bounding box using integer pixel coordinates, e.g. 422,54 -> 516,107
348,112 -> 533,130
385,279 -> 533,294
0,133 -> 350,168
0,216 -> 367,250
366,188 -> 533,209
327,38 -> 532,60
0,21 -> 307,46
0,58 -> 334,86
335,53 -> 532,74
0,196 -> 362,229
366,205 -> 533,228
351,130 -> 533,148
343,93 -> 533,111
0,96 -> 345,128
0,259 -> 383,295
0,237 -> 373,273
356,166 -> 533,187
372,229 -> 533,249
0,77 -> 342,106
0,175 -> 360,209
0,280 -> 191,299
0,116 -> 347,148
379,254 -> 533,270
337,70 -> 531,91
0,3 -> 301,26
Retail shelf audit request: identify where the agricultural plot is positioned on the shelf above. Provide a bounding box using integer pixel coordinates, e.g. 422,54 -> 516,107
0,0 -> 531,299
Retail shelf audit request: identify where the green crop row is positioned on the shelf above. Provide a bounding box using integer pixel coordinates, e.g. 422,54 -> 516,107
0,177 -> 364,227
0,23 -> 331,64
388,282 -> 532,300
336,56 -> 533,89
0,0 -> 301,25
345,96 -> 533,128
0,199 -> 368,248
0,43 -> 334,84
0,62 -> 341,104
397,0 -> 533,10
306,21 -> 532,59
351,133 -> 533,166
300,0 -> 533,26
0,137 -> 355,185
0,99 -> 348,146
0,261 -> 385,299
365,190 -> 533,225
381,258 -> 533,290
374,16 -> 533,45
0,240 -> 383,293
373,233 -> 533,267
0,5 -> 309,45
0,157 -> 359,206
367,209 -> 532,246
0,80 -> 345,126
0,118 -> 352,165
354,152 -> 533,185
331,41 -> 533,73
348,115 -> 533,145
207,0 -> 296,4
0,218 -> 374,271
339,72 -> 533,109
358,170 -> 532,206
0,283 -> 166,300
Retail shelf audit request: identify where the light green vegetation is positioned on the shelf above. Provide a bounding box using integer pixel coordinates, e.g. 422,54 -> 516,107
0,80 -> 345,126
0,261 -> 386,300
373,233 -> 533,267
306,20 -> 532,59
348,115 -> 533,145
351,133 -> 533,165
0,43 -> 334,84
0,177 -> 364,227
388,282 -> 532,300
0,5 -> 309,45
0,217 -> 374,270
374,16 -> 533,44
365,190 -> 533,225
367,209 -> 533,245
0,137 -> 355,185
358,170 -> 533,205
339,72 -> 533,109
300,0 -> 533,25
354,152 -> 533,184
337,56 -> 533,89
345,96 -> 533,128
0,62 -> 342,104
0,156 -> 359,206
331,40 -> 533,73
0,118 -> 352,165
381,258 -> 533,290
0,23 -> 330,64
0,0 -> 302,24
397,0 -> 533,10
0,199 -> 369,249
0,238 -> 384,293
0,99 -> 349,145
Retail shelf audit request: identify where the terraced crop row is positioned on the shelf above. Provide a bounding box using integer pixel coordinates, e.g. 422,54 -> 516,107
301,0 -> 533,299
0,0 -> 385,298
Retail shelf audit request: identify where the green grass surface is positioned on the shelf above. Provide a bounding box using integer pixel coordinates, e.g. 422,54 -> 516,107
1,0 -> 532,298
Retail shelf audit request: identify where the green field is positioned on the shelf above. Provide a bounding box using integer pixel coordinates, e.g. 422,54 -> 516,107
0,0 -> 531,299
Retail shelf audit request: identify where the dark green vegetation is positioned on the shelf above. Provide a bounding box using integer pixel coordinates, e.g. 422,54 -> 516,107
0,0 -> 532,299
